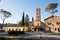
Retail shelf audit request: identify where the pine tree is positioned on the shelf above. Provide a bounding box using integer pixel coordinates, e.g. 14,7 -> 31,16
45,3 -> 58,16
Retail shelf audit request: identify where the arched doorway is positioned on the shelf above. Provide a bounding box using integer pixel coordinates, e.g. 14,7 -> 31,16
39,28 -> 44,31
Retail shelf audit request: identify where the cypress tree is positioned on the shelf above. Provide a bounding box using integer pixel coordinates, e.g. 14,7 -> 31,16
21,12 -> 24,26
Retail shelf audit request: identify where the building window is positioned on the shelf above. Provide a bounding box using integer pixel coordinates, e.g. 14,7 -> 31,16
16,29 -> 17,31
48,22 -> 51,25
37,14 -> 40,16
9,29 -> 11,31
55,28 -> 57,31
37,19 -> 40,21
37,10 -> 39,12
12,29 -> 14,31
58,28 -> 60,32
37,16 -> 40,18
57,22 -> 60,25
59,26 -> 60,27
19,29 -> 21,31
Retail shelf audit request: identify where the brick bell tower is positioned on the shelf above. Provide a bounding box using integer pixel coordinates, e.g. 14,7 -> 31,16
36,8 -> 40,22
33,8 -> 41,27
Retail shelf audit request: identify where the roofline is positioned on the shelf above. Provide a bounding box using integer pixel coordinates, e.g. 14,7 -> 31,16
44,16 -> 60,21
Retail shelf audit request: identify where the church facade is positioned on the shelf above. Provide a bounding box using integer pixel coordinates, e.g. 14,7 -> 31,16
44,16 -> 60,33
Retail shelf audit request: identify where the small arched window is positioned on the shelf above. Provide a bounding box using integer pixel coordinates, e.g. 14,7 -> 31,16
19,29 -> 21,31
16,29 -> 17,31
12,29 -> 14,31
8,29 -> 11,31
57,22 -> 60,25
48,22 -> 51,25
55,28 -> 57,31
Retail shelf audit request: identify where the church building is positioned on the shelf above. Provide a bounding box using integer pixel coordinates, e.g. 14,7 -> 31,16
44,16 -> 60,33
2,8 -> 60,33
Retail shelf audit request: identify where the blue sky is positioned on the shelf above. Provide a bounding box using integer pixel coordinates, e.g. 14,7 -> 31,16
0,0 -> 60,24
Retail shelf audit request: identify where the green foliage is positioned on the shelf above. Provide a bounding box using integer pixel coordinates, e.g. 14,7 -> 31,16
24,14 -> 29,26
0,9 -> 12,19
19,12 -> 24,26
21,12 -> 25,26
0,37 -> 11,40
19,12 -> 29,27
0,37 -> 40,40
45,3 -> 58,11
8,31 -> 25,36
45,3 -> 58,16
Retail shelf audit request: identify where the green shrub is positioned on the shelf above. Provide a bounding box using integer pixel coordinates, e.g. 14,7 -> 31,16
0,37 -> 11,40
8,31 -> 25,36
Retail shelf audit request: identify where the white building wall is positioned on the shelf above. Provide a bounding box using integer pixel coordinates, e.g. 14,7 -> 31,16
2,27 -> 28,32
